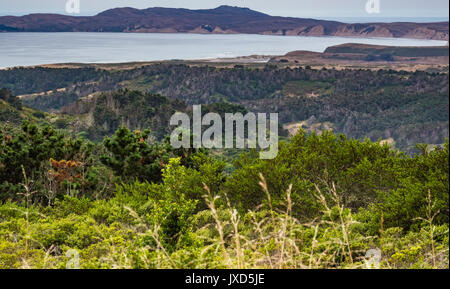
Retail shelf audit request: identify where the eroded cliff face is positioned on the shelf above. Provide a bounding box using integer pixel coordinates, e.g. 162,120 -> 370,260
107,24 -> 450,40
185,26 -> 239,34
333,25 -> 394,38
259,24 -> 448,40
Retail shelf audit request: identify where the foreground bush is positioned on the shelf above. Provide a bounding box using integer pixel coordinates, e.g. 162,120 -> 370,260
0,173 -> 447,269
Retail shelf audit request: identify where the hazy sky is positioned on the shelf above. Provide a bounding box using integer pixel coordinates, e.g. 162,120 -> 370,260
1,0 -> 449,18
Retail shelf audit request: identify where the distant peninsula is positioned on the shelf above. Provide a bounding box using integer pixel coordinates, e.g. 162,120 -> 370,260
0,5 -> 448,40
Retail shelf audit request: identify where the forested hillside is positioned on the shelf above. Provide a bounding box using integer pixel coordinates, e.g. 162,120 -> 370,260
2,64 -> 448,153
60,89 -> 187,141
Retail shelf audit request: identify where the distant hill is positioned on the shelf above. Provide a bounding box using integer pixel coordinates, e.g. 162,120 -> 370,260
324,43 -> 450,57
270,43 -> 449,66
0,5 -> 448,40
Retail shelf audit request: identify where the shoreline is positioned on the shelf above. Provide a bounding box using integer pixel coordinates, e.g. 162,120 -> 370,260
0,33 -> 447,70
1,49 -> 448,72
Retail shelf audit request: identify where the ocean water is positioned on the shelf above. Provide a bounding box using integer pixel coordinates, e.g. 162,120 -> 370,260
0,32 -> 447,68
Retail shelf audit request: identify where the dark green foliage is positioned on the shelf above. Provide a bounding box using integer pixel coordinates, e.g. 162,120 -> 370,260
223,130 -> 448,234
100,125 -> 206,184
373,140 -> 449,230
100,127 -> 171,183
0,121 -> 96,203
0,89 -> 23,123
0,88 -> 22,110
25,92 -> 80,112
67,89 -> 187,141
364,53 -> 394,61
0,68 -> 103,95
201,102 -> 248,116
224,130 -> 404,219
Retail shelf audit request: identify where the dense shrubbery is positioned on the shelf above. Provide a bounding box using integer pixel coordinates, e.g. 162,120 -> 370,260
0,121 -> 100,203
0,121 -> 448,269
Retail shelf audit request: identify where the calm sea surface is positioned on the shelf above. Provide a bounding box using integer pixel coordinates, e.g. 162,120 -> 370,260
0,32 -> 447,68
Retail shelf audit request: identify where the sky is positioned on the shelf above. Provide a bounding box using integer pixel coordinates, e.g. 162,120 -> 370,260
0,0 -> 449,19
